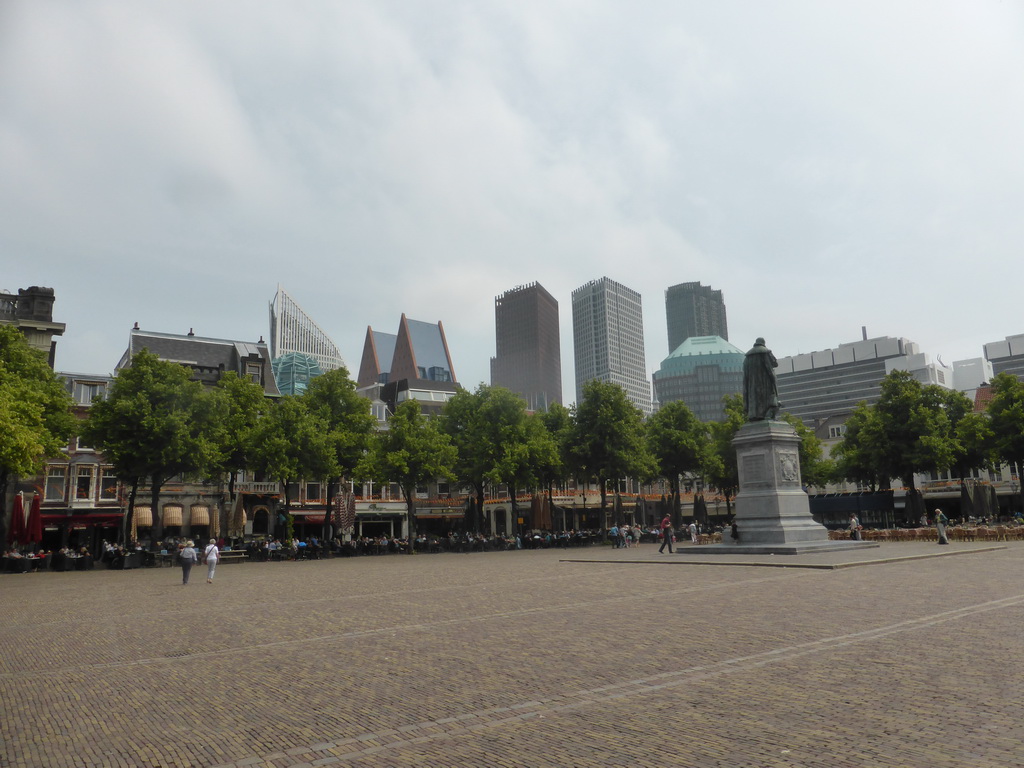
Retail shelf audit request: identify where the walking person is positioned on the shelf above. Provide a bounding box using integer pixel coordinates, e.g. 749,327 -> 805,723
658,513 -> 674,554
688,521 -> 698,544
934,508 -> 949,545
849,513 -> 862,541
203,538 -> 219,584
179,540 -> 198,585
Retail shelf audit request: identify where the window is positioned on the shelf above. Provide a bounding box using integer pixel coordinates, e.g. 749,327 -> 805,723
76,436 -> 95,452
100,468 -> 118,500
828,425 -> 847,439
415,484 -> 428,498
45,466 -> 67,501
436,482 -> 450,497
73,381 -> 104,405
75,466 -> 94,501
246,362 -> 261,385
305,482 -> 321,501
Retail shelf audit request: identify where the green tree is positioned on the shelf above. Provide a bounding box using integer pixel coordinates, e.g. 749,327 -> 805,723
832,371 -> 960,521
569,380 -> 653,529
987,371 -> 1024,512
302,367 -> 375,537
82,350 -> 221,542
247,396 -> 338,541
0,326 -> 75,544
365,400 -> 456,551
441,385 -> 534,533
210,371 -> 269,505
538,402 -> 573,529
922,386 -> 993,489
646,400 -> 708,527
831,403 -> 884,491
779,413 -> 835,489
705,394 -> 745,516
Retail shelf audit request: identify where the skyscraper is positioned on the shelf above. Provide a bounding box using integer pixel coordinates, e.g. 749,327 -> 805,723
665,282 -> 728,353
572,277 -> 651,414
268,285 -> 345,377
490,282 -> 562,412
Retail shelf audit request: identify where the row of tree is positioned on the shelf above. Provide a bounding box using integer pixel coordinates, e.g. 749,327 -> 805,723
6,322 -> 1024,547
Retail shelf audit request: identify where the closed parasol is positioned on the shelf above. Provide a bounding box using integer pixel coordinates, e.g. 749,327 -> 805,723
26,493 -> 43,545
7,493 -> 26,547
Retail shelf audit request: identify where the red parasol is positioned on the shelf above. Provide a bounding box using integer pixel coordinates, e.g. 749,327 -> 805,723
26,493 -> 43,545
7,493 -> 26,547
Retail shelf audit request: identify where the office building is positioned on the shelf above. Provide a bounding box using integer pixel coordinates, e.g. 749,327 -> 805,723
572,277 -> 651,415
268,286 -> 345,376
652,336 -> 744,422
984,333 -> 1024,381
665,282 -> 728,353
357,314 -> 459,416
490,282 -> 562,412
776,335 -> 950,427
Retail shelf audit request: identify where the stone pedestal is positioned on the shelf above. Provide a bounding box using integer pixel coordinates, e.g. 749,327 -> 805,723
692,420 -> 876,555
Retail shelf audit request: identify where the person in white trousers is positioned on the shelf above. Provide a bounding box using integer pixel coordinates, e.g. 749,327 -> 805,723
204,539 -> 219,583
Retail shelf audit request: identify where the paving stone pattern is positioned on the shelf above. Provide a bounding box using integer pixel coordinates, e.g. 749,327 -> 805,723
2,543 -> 1023,767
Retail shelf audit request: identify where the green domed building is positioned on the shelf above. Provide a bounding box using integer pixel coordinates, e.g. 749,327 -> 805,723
652,335 -> 744,422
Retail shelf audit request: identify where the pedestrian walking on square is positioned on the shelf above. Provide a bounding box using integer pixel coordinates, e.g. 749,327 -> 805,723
934,508 -> 949,545
203,538 -> 219,583
849,513 -> 862,541
658,513 -> 674,554
179,540 -> 198,585
688,521 -> 698,544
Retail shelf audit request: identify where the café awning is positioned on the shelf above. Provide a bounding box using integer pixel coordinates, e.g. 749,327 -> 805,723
190,505 -> 210,526
163,504 -> 183,527
134,506 -> 153,527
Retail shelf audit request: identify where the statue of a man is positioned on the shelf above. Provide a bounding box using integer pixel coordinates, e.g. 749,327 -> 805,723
743,337 -> 780,421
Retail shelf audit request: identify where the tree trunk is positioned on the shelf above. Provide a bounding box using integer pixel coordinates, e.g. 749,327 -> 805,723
475,484 -> 485,535
124,478 -> 139,546
150,477 -> 165,543
405,484 -> 416,553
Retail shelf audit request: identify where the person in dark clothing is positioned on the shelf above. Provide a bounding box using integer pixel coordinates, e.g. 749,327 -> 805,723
658,513 -> 674,554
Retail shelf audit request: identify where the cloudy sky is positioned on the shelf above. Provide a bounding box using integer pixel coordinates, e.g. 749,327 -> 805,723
3,1 -> 1023,401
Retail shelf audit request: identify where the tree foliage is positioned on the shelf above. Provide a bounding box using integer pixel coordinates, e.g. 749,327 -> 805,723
569,380 -> 653,522
987,371 -> 1024,510
82,350 -> 221,540
646,400 -> 707,525
0,326 -> 75,542
302,367 -> 375,536
248,395 -> 337,539
441,385 -> 539,532
365,400 -> 455,549
704,394 -> 744,514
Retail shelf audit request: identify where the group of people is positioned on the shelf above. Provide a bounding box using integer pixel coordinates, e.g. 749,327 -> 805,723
175,538 -> 220,585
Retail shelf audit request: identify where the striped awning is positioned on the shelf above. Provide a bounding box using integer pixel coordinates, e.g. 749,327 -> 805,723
190,505 -> 210,526
163,504 -> 183,527
134,506 -> 153,527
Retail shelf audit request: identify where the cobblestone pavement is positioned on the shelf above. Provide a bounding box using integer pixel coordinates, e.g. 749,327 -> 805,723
2,542 -> 1023,767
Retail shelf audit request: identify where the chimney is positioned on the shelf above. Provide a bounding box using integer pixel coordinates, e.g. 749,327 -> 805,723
861,326 -> 867,341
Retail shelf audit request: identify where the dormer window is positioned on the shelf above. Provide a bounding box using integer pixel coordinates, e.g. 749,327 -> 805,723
246,362 -> 261,385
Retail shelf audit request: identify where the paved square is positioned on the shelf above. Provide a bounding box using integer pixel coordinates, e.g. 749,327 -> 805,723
3,542 -> 1023,767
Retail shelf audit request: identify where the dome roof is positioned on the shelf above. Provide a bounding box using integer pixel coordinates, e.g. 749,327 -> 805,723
656,336 -> 744,377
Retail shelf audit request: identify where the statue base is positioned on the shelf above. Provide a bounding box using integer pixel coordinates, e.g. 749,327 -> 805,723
693,420 -> 876,556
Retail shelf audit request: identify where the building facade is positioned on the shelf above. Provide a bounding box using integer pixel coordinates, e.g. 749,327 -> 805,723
776,335 -> 951,427
572,277 -> 651,415
664,282 -> 728,354
651,336 -> 744,422
984,333 -> 1024,381
490,282 -> 562,412
0,286 -> 65,367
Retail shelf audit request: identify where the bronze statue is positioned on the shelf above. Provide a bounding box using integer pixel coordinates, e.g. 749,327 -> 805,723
743,337 -> 780,421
